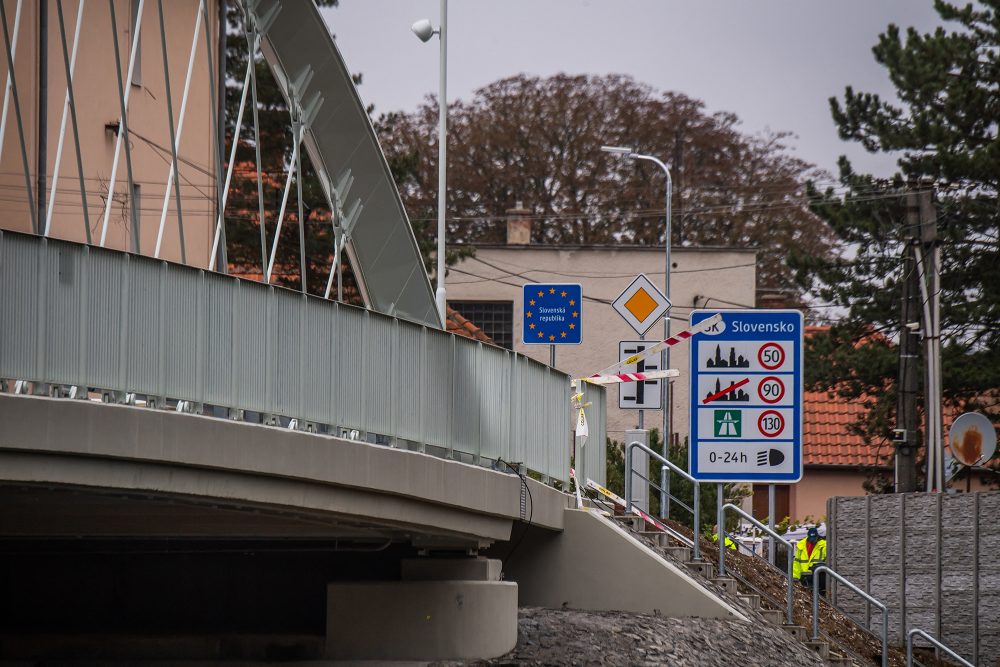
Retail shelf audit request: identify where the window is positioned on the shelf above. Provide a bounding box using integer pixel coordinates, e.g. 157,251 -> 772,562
450,301 -> 513,350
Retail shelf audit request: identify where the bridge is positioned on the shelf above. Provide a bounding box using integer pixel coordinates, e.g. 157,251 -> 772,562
0,0 -> 741,662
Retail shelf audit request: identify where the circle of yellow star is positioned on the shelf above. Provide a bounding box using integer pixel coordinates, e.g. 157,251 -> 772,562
549,334 -> 556,341
560,291 -> 567,297
529,323 -> 535,329
526,311 -> 532,318
529,299 -> 536,306
537,291 -> 544,297
569,323 -> 575,330
569,299 -> 576,306
560,331 -> 567,338
572,311 -> 579,318
537,332 -> 544,338
549,288 -> 556,294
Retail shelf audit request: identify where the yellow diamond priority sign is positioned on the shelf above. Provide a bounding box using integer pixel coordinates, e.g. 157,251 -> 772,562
612,274 -> 670,335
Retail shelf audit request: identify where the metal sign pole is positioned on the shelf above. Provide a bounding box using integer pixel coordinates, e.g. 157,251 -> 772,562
768,483 -> 776,564
549,344 -> 555,368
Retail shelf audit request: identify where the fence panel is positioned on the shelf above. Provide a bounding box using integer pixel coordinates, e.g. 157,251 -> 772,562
394,320 -> 424,443
0,233 -> 591,487
336,306 -> 366,431
451,336 -> 482,461
0,233 -> 40,380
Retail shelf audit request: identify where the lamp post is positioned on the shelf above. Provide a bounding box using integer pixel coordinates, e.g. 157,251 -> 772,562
601,145 -> 673,514
412,2 -> 448,326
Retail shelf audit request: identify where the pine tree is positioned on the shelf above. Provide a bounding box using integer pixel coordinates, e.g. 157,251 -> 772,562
792,1 -> 1000,480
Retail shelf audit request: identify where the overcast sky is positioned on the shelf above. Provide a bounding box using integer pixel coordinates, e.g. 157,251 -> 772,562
322,1 -> 945,179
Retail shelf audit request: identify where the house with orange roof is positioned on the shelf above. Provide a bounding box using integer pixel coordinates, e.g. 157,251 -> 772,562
752,369 -> 994,524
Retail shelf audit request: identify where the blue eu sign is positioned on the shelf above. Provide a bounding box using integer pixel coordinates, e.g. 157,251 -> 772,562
522,283 -> 582,345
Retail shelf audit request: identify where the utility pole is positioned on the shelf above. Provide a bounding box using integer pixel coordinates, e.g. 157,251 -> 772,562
894,189 -> 921,493
918,186 -> 942,492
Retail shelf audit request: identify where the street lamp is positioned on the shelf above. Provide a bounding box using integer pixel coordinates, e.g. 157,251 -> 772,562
412,3 -> 448,326
601,145 -> 673,511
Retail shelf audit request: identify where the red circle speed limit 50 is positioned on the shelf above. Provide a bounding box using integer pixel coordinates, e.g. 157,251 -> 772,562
758,410 -> 785,437
757,376 -> 785,404
758,342 -> 786,370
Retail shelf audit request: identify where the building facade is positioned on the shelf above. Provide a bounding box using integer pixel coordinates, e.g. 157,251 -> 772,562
0,0 -> 220,265
447,208 -> 758,448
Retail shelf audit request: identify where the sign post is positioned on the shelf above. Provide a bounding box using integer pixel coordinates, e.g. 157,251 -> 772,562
688,310 -> 804,484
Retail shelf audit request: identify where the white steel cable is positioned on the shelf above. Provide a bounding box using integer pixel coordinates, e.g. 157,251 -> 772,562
264,140 -> 300,283
208,62 -> 252,270
0,0 -> 22,164
99,0 -> 146,246
44,0 -> 86,236
153,0 -> 203,258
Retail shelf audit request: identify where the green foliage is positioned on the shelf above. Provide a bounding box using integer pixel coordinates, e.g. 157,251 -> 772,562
791,1 -> 1000,481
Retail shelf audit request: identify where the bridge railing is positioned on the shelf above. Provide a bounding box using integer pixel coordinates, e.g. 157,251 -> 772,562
0,231 -> 605,486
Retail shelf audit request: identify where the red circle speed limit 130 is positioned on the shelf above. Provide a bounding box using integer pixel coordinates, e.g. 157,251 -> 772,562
757,342 -> 785,370
758,410 -> 785,437
757,376 -> 785,404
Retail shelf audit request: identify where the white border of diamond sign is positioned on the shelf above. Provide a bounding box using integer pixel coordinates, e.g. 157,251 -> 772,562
688,309 -> 803,483
612,274 -> 670,335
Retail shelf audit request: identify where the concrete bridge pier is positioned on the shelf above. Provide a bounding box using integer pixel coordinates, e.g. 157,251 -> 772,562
326,556 -> 517,661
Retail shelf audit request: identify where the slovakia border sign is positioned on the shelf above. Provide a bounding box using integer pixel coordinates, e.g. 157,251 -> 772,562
689,309 -> 803,482
522,283 -> 583,345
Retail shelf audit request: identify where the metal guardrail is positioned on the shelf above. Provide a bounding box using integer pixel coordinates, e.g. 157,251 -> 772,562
721,502 -> 794,625
906,628 -> 975,667
624,440 -> 701,561
811,565 -> 888,667
0,232 -> 604,486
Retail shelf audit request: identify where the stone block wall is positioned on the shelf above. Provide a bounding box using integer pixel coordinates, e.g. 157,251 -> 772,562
828,492 -> 999,666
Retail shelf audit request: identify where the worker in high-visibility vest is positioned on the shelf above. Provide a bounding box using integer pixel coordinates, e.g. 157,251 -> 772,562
793,526 -> 827,594
711,524 -> 737,551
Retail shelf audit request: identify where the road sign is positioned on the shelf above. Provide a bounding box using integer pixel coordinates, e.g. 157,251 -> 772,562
612,274 -> 670,335
522,283 -> 582,345
618,340 -> 662,410
689,309 -> 803,482
948,412 -> 997,466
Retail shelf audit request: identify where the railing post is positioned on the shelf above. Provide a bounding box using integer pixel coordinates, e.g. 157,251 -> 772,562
717,483 -> 724,577
624,441 -> 633,509
786,536 -> 794,625
692,478 -> 700,561
813,565 -> 823,640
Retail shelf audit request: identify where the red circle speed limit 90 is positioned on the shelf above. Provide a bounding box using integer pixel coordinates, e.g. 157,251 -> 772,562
758,342 -> 786,370
758,410 -> 785,437
757,376 -> 785,404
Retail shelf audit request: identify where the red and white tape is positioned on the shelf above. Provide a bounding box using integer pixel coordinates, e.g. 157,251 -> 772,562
588,313 -> 722,380
583,368 -> 680,386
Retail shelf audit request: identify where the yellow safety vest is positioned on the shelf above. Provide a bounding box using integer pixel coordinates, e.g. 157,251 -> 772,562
712,533 -> 737,551
793,538 -> 826,578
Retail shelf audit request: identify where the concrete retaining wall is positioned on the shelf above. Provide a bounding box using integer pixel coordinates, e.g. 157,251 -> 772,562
828,492 -> 1000,665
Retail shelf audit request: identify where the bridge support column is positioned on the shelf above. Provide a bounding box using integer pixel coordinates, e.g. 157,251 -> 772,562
325,557 -> 517,661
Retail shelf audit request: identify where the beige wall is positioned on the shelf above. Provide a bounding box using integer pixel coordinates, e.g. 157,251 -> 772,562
448,245 -> 757,445
0,0 -> 218,265
786,467 -> 867,522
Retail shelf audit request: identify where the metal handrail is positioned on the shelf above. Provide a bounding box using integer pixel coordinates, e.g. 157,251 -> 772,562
721,503 -> 793,625
812,565 -> 888,667
906,628 -> 974,667
625,440 -> 701,561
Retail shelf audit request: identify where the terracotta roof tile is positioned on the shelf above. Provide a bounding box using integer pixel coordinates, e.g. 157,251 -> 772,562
804,391 -> 884,467
446,307 -> 495,345
804,391 -> 962,467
